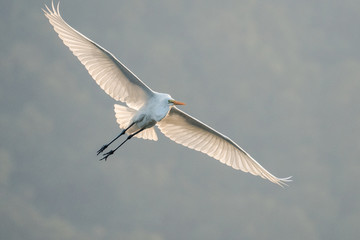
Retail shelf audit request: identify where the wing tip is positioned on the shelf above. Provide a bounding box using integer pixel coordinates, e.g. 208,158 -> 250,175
274,176 -> 293,188
43,1 -> 61,17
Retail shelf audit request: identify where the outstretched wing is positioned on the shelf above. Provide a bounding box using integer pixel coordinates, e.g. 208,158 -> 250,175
157,107 -> 291,186
43,2 -> 154,110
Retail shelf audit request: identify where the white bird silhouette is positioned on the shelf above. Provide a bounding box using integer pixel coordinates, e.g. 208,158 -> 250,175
43,2 -> 291,186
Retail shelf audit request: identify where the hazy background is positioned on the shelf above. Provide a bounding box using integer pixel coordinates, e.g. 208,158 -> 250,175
1,0 -> 359,239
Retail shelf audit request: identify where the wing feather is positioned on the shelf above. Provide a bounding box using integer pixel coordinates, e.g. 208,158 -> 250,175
43,2 -> 154,110
157,107 -> 291,186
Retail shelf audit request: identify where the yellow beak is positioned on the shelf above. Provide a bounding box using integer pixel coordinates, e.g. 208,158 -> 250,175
171,100 -> 186,105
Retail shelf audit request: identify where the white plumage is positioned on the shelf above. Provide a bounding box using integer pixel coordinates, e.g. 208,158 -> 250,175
44,2 -> 291,186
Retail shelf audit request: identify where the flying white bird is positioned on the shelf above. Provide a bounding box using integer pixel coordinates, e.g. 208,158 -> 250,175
44,2 -> 291,186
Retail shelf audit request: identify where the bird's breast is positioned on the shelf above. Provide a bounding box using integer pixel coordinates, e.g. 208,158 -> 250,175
133,109 -> 167,129
133,98 -> 171,129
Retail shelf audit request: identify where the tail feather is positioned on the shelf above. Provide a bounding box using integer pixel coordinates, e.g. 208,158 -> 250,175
114,104 -> 158,141
134,127 -> 158,141
114,104 -> 136,129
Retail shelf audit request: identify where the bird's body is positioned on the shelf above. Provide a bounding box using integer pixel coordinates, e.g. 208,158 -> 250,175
44,2 -> 291,186
129,93 -> 177,132
136,93 -> 173,125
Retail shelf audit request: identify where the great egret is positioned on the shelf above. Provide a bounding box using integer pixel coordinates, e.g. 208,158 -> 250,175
44,2 -> 291,186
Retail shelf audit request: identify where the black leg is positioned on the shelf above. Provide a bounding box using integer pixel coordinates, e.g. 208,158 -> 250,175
100,127 -> 146,161
97,122 -> 135,155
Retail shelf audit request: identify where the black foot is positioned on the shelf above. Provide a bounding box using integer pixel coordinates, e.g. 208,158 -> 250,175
97,144 -> 109,155
100,150 -> 114,161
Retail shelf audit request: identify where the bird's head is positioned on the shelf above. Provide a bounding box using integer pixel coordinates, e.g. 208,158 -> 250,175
158,93 -> 186,108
